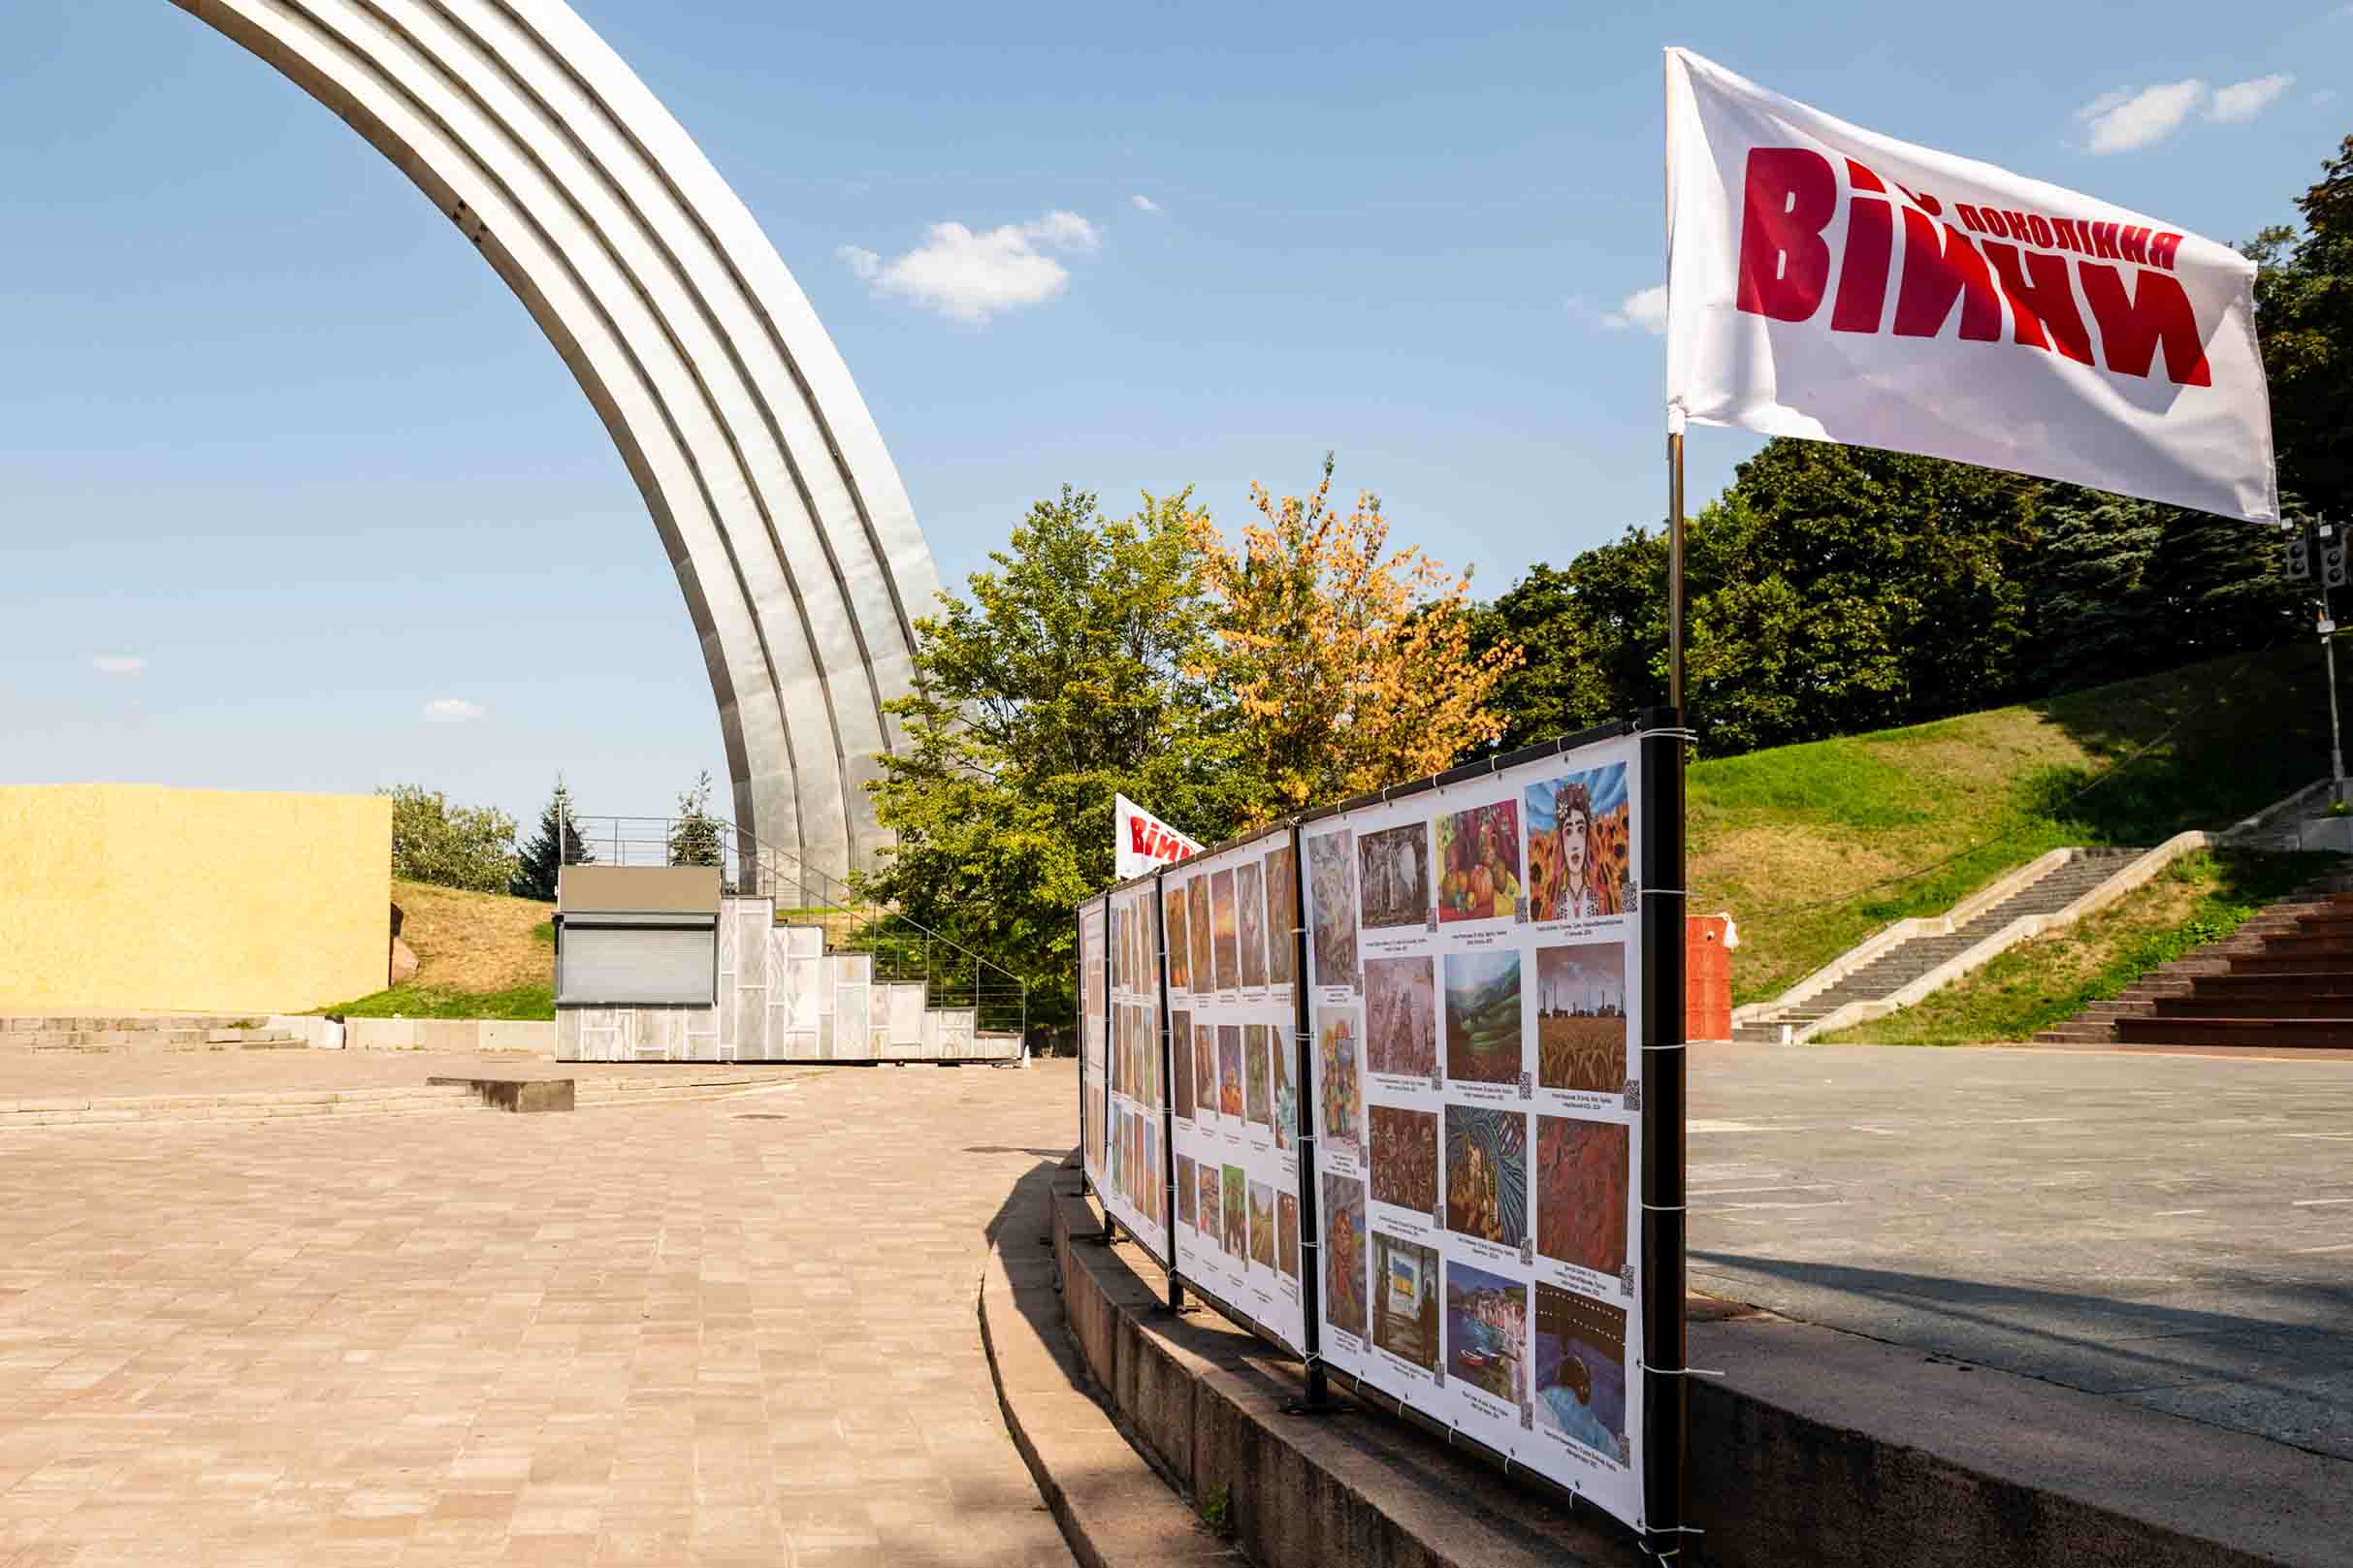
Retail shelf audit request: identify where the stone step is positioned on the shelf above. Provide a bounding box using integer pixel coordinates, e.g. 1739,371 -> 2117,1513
0,1085 -> 480,1130
2114,1015 -> 2353,1048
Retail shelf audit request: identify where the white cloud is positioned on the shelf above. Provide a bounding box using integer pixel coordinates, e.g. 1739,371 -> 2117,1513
840,210 -> 1102,323
2208,74 -> 2294,123
421,698 -> 486,722
2077,80 -> 2207,153
1600,284 -> 1669,336
2316,88 -> 2342,107
92,656 -> 145,675
1131,194 -> 1161,213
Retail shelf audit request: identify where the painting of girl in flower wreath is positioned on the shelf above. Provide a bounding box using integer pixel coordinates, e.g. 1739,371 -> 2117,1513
1525,764 -> 1629,923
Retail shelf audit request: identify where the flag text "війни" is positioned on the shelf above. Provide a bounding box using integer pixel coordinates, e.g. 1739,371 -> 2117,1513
1736,148 -> 2211,388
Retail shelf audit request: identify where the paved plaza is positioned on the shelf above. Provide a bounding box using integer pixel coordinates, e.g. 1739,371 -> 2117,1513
1690,1043 -> 2353,1457
0,1061 -> 1075,1568
1,1044 -> 2347,1566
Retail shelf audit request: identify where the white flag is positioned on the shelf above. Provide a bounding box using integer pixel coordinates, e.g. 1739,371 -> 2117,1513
1664,48 -> 2276,523
1113,794 -> 1202,880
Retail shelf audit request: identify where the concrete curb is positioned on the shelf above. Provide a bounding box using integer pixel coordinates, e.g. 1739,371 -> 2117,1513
1807,830 -> 2216,1040
979,1157 -> 1237,1568
1024,1155 -> 2348,1568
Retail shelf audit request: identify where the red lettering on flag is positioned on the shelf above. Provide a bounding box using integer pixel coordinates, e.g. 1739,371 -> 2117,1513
1893,209 -> 2003,342
1982,242 -> 2094,364
1735,148 -> 1837,322
2117,226 -> 2151,265
2148,232 -> 2184,271
1833,189 -> 1892,333
2087,222 -> 2123,260
2080,264 -> 2211,386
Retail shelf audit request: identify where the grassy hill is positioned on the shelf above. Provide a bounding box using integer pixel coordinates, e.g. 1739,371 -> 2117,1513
325,880 -> 556,1019
1696,644 -> 2335,1006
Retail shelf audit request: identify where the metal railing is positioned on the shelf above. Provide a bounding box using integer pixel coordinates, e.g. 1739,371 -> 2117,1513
560,813 -> 1028,1038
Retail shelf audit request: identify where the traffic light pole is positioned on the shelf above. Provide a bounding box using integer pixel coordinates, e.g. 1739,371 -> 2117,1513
2292,516 -> 2346,804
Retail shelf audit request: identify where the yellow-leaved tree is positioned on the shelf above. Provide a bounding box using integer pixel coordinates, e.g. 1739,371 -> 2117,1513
1189,454 -> 1524,815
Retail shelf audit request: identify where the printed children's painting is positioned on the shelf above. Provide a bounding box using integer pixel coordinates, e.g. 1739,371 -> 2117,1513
1164,885 -> 1191,991
1237,860 -> 1270,989
1264,843 -> 1298,988
1316,1008 -> 1361,1142
1211,869 -> 1241,991
1443,949 -> 1523,1086
1435,800 -> 1522,923
1248,1180 -> 1276,1269
1244,1022 -> 1273,1130
1535,942 -> 1628,1093
1371,1232 -> 1440,1372
1536,1114 -> 1629,1277
1445,1105 -> 1530,1249
1188,879 -> 1213,992
1218,1025 -> 1246,1118
1365,954 -> 1437,1077
1369,1105 -> 1438,1214
1446,1260 -> 1528,1405
1357,822 -> 1430,930
1322,1173 -> 1368,1337
1171,1009 -> 1196,1121
1194,1023 -> 1217,1122
1306,830 -> 1359,984
1525,766 -> 1630,923
1534,1284 -> 1628,1463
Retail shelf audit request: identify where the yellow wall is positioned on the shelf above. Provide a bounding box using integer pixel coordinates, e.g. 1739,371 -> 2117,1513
0,784 -> 391,1015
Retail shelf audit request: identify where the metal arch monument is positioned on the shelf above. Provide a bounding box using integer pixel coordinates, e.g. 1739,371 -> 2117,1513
166,0 -> 941,880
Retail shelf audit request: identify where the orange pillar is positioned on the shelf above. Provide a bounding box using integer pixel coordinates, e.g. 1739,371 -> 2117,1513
1686,915 -> 1731,1043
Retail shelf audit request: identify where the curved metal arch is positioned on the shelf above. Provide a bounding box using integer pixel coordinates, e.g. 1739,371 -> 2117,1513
167,0 -> 941,880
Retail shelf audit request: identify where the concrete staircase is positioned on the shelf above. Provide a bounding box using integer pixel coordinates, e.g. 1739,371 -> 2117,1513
0,1016 -> 307,1053
2033,867 -> 2353,1049
1733,848 -> 2144,1043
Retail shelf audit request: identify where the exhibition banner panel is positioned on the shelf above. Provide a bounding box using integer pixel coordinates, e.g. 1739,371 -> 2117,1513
1080,897 -> 1109,1200
1302,731 -> 1649,1531
1166,827 -> 1307,1356
1103,878 -> 1170,1264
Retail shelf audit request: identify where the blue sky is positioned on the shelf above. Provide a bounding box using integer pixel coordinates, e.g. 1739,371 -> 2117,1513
1,1 -> 2344,836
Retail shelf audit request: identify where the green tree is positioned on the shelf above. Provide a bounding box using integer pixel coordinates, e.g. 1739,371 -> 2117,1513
1469,530 -> 1668,752
510,775 -> 592,902
2247,133 -> 2353,523
860,486 -> 1261,1022
380,785 -> 518,893
1188,454 -> 1521,809
668,771 -> 724,869
2027,491 -> 2305,692
1692,440 -> 2037,752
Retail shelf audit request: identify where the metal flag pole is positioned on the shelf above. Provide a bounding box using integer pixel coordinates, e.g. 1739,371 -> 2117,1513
1667,422 -> 1688,713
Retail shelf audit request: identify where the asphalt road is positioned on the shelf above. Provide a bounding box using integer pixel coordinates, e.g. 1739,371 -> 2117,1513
1687,1043 -> 2353,1458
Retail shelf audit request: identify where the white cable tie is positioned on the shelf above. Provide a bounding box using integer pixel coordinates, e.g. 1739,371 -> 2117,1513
1647,887 -> 1691,897
1640,1201 -> 1686,1212
1636,1360 -> 1726,1378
